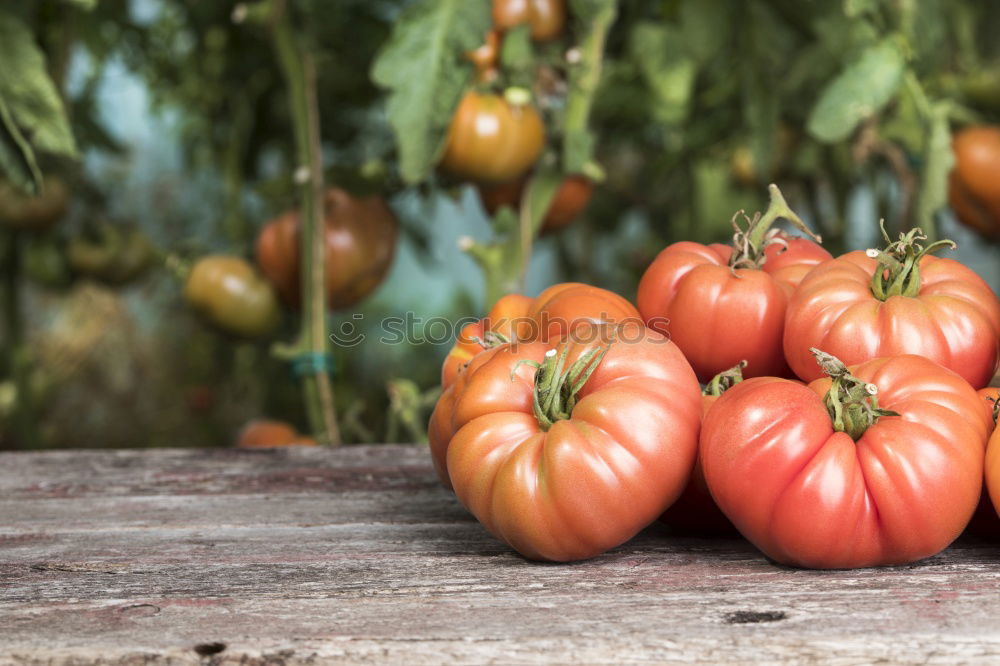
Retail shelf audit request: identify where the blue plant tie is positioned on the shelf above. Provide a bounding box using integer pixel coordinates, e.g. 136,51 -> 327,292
291,351 -> 335,377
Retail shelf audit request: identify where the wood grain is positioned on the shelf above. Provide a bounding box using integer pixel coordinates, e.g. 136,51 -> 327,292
1,445 -> 999,664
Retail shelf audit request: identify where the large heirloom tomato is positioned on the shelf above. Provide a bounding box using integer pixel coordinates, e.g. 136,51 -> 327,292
783,226 -> 1000,388
637,185 -> 829,382
428,322 -> 702,561
949,126 -> 1000,238
255,188 -> 398,310
441,293 -> 532,388
439,91 -> 545,184
659,363 -> 745,534
702,351 -> 991,568
492,0 -> 566,41
477,175 -> 594,233
184,255 -> 280,338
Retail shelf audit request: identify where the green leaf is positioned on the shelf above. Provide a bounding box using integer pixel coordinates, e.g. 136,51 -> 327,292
807,38 -> 905,143
0,93 -> 41,193
629,22 -> 696,126
370,0 -> 491,184
844,0 -> 879,18
61,0 -> 97,9
0,11 -> 78,163
679,0 -> 732,65
915,102 -> 953,236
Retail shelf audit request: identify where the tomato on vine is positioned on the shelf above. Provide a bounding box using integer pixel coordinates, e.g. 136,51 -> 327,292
492,0 -> 567,42
702,350 -> 991,568
439,90 -> 545,184
637,185 -> 830,382
67,222 -> 153,286
478,174 -> 594,233
949,126 -> 1000,238
184,255 -> 280,339
429,321 -> 701,561
255,188 -> 398,310
783,224 -> 1000,389
0,177 -> 69,232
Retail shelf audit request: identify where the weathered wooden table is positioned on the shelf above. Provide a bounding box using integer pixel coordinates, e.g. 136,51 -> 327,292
2,445 -> 999,664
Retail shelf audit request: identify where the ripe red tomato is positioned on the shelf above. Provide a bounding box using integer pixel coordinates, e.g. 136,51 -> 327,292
184,255 -> 281,338
701,352 -> 991,568
255,188 -> 398,310
441,293 -> 533,389
949,126 -> 1000,238
783,231 -> 1000,388
492,0 -> 566,41
439,91 -> 545,184
477,175 -> 594,233
638,228 -> 829,382
521,282 -> 641,342
237,419 -> 317,448
428,322 -> 702,561
659,363 -> 746,534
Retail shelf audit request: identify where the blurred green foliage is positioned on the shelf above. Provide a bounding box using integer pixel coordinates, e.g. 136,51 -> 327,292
2,0 -> 1000,448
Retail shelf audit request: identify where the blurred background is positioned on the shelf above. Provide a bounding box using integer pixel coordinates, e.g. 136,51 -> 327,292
1,0 -> 999,449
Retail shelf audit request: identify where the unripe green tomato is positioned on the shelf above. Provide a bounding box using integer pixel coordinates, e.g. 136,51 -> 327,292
184,255 -> 280,339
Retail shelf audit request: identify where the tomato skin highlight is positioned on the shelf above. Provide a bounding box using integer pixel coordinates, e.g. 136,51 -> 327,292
701,355 -> 990,569
429,323 -> 702,561
439,92 -> 545,184
637,236 -> 830,382
783,250 -> 1000,389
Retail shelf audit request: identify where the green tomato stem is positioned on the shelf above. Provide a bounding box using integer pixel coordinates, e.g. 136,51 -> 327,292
867,220 -> 956,301
270,1 -> 341,446
528,342 -> 612,431
811,348 -> 898,441
703,360 -> 747,397
730,185 -> 820,271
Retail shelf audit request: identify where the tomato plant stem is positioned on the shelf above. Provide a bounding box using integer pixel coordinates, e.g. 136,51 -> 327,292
1,230 -> 36,448
270,1 -> 341,445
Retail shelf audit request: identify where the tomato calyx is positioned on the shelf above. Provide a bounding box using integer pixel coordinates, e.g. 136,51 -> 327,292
728,184 -> 820,272
866,221 -> 956,300
703,360 -> 747,397
811,348 -> 899,441
515,343 -> 612,430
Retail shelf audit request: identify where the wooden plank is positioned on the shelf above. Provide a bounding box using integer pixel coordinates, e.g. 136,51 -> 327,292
1,446 -> 1000,664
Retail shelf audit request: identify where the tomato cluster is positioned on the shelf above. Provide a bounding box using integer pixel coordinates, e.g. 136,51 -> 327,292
441,0 -> 592,233
431,186 -> 1000,567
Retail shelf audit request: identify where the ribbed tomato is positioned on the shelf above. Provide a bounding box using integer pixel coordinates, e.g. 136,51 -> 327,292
255,188 -> 398,310
428,322 -> 701,561
702,352 -> 991,568
441,283 -> 640,390
637,186 -> 829,382
984,388 -> 1000,522
439,91 -> 545,184
783,227 -> 1000,388
521,282 -> 641,342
